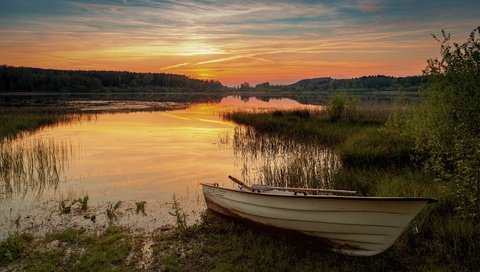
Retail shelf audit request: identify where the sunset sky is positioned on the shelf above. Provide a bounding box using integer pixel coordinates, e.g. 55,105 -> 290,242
1,0 -> 479,86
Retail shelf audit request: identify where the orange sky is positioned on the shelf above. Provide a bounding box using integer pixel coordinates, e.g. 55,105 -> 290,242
1,0 -> 478,86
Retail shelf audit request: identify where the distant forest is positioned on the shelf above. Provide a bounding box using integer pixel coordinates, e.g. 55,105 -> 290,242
0,65 -> 224,92
288,75 -> 423,92
0,65 -> 424,95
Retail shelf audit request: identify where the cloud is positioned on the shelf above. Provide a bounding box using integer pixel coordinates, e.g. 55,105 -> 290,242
1,0 -> 479,85
357,0 -> 384,12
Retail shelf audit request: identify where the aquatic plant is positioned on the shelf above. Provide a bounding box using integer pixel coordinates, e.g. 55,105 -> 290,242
106,201 -> 123,222
74,195 -> 89,212
59,199 -> 72,214
228,126 -> 341,188
135,201 -> 147,215
0,137 -> 72,199
169,194 -> 187,231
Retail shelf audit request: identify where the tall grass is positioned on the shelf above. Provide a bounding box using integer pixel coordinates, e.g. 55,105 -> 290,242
0,108 -> 79,140
228,126 -> 340,188
223,105 -> 479,269
339,128 -> 415,168
224,108 -> 386,146
0,137 -> 72,199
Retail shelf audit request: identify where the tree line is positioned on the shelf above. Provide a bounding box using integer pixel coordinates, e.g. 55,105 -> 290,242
290,75 -> 423,92
0,66 -> 224,92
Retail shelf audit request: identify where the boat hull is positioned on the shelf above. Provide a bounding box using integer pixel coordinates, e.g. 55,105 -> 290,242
202,183 -> 434,256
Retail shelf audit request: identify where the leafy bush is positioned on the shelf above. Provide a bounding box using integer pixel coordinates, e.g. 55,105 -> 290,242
411,27 -> 480,215
325,94 -> 359,122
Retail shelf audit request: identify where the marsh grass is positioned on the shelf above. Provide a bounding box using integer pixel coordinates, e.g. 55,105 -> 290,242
0,226 -> 134,271
222,107 -> 480,270
0,108 -> 80,140
74,195 -> 89,212
0,137 -> 72,199
106,201 -> 123,222
340,128 -> 415,168
169,194 -> 188,231
229,127 -> 341,188
147,211 -> 478,272
135,201 -> 147,215
0,233 -> 33,266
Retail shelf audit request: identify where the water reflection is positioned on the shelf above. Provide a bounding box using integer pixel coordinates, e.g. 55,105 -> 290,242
0,95 -> 323,237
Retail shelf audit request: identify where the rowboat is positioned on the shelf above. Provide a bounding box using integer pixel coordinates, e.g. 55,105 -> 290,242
201,176 -> 436,256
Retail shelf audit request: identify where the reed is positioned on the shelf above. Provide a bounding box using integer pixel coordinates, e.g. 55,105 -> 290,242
229,127 -> 340,188
106,201 -> 123,222
135,201 -> 147,215
0,137 -> 72,199
222,105 -> 479,270
223,107 -> 387,146
339,128 -> 415,168
0,108 -> 79,141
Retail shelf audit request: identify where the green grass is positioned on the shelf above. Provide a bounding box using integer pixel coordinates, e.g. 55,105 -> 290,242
340,128 -> 415,168
2,101 -> 478,270
224,109 -> 386,146
1,209 -> 478,271
147,211 -> 479,271
222,106 -> 479,271
1,226 -> 134,271
0,108 -> 75,141
0,233 -> 33,266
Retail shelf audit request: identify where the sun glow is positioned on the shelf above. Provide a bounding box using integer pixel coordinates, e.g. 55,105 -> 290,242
1,0 -> 478,86
193,68 -> 216,79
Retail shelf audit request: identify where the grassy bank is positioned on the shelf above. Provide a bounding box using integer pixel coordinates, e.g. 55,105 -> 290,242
224,108 -> 388,146
222,107 -> 479,270
0,108 -> 74,140
1,210 -> 478,271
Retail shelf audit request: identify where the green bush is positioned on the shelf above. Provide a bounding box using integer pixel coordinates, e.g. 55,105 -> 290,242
411,27 -> 480,215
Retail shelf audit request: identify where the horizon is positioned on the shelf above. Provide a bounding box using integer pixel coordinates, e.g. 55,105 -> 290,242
1,0 -> 478,86
1,64 -> 425,87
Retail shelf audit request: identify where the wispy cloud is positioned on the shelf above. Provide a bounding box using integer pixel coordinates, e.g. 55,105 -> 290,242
0,0 -> 479,85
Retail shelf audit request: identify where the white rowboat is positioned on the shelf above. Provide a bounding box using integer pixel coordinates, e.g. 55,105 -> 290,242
201,177 -> 436,256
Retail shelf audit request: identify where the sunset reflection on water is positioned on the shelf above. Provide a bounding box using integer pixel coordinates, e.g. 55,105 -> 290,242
0,96 -> 321,234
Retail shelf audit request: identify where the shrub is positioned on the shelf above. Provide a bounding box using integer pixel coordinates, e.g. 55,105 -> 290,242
411,27 -> 480,215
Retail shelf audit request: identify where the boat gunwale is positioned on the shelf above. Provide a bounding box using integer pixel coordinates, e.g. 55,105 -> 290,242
201,183 -> 438,203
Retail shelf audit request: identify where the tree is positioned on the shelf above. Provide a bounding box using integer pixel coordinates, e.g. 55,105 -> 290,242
240,82 -> 250,90
412,26 -> 480,215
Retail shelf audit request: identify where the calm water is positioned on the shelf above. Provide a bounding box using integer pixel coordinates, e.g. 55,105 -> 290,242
0,96 -> 326,237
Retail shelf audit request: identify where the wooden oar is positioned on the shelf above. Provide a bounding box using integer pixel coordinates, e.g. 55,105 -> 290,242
228,176 -> 356,195
228,175 -> 253,191
251,185 -> 357,195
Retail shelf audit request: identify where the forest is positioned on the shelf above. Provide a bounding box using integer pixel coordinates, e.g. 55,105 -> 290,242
0,65 -> 224,92
289,75 -> 423,92
1,65 -> 426,95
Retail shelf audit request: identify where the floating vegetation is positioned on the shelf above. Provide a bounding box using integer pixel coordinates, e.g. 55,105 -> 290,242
106,201 -> 123,222
59,199 -> 73,214
0,137 -> 73,200
135,201 -> 147,215
74,195 -> 89,212
169,194 -> 187,231
226,126 -> 341,188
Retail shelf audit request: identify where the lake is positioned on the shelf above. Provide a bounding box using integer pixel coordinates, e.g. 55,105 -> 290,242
0,95 -> 328,237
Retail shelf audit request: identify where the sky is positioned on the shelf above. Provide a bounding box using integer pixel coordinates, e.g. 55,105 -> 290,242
1,0 -> 479,86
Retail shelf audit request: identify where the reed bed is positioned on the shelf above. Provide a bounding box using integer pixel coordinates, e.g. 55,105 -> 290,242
222,106 -> 480,270
223,108 -> 387,146
0,137 -> 72,199
0,108 -> 82,140
227,126 -> 340,188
